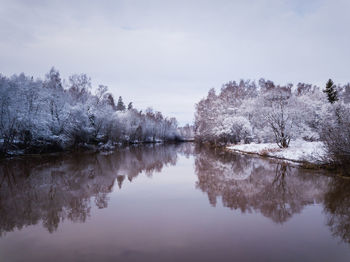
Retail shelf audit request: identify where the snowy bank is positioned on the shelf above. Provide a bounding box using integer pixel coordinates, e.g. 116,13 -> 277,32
227,140 -> 327,164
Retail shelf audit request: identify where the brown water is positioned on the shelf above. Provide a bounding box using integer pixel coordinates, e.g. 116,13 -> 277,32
0,144 -> 349,262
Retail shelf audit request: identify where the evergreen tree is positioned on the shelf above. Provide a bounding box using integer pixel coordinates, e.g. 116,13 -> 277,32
323,79 -> 338,104
106,94 -> 116,110
127,102 -> 133,110
116,96 -> 126,111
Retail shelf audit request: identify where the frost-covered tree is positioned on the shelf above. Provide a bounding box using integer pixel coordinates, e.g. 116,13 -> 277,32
320,103 -> 350,173
195,81 -> 259,144
194,78 -> 345,150
116,96 -> 126,111
68,74 -> 91,103
44,67 -> 63,90
0,68 -> 181,156
261,87 -> 295,148
339,83 -> 350,104
178,124 -> 195,140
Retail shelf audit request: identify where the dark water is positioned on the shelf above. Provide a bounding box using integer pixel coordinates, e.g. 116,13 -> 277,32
0,144 -> 349,262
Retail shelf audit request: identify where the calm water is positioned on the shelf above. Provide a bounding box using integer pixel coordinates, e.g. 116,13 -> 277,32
0,144 -> 350,262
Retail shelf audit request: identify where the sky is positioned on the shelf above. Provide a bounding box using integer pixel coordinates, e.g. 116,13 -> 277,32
0,0 -> 349,125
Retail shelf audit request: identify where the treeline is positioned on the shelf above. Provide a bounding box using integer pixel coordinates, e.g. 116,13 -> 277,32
0,68 -> 181,156
195,78 -> 350,169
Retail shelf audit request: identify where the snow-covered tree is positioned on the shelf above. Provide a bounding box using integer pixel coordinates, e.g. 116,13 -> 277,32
194,78 -> 348,151
116,96 -> 126,111
261,87 -> 295,148
0,68 -> 181,155
320,103 -> 350,173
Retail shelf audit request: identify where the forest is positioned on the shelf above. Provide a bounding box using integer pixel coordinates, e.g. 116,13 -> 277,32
194,78 -> 350,170
0,68 -> 182,156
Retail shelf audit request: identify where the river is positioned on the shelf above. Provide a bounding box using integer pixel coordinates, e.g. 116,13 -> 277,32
0,143 -> 349,261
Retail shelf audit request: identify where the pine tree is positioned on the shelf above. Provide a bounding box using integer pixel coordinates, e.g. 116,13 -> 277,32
116,96 -> 126,111
106,94 -> 116,110
127,102 -> 133,110
323,79 -> 338,104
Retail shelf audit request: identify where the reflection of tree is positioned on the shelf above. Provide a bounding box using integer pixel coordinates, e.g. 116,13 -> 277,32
0,144 -> 183,235
324,178 -> 350,244
258,164 -> 307,223
195,147 -> 330,224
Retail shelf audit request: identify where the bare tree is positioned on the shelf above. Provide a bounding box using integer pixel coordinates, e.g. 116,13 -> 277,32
263,88 -> 295,148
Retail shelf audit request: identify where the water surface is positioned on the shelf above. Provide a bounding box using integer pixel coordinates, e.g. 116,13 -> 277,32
0,144 -> 349,262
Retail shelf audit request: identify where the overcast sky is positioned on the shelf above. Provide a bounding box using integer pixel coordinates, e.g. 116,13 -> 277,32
0,0 -> 349,124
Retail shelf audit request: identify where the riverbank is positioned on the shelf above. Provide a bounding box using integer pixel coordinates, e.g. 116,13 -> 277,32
0,139 -> 191,159
227,140 -> 327,167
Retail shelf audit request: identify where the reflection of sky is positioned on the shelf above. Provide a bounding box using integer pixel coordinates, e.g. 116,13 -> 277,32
0,0 -> 348,125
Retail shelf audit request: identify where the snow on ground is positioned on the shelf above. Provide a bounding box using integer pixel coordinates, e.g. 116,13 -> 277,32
227,139 -> 327,164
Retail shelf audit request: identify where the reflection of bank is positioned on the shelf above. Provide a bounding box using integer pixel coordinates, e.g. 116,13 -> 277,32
324,178 -> 350,244
194,147 -> 330,224
0,144 -> 187,235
